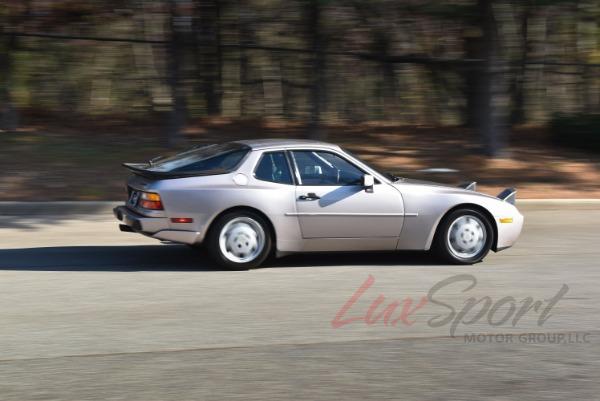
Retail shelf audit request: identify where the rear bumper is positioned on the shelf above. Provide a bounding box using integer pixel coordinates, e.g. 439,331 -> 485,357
113,206 -> 168,233
113,205 -> 201,245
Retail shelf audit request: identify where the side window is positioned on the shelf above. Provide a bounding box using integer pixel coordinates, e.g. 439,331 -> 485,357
254,151 -> 294,185
291,150 -> 364,186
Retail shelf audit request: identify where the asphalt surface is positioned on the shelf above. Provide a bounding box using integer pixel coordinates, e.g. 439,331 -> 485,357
0,202 -> 599,400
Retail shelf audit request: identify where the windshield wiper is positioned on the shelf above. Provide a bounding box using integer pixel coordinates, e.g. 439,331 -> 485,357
387,173 -> 404,182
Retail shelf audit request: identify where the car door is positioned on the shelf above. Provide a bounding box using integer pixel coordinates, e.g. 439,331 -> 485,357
289,149 -> 404,239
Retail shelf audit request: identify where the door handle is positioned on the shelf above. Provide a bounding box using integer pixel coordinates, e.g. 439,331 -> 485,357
298,192 -> 320,201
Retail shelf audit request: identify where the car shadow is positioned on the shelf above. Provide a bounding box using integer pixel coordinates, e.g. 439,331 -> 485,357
317,185 -> 363,207
0,244 -> 441,272
269,251 -> 439,269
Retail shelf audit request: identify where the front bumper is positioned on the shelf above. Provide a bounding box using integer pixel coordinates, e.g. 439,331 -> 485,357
113,206 -> 201,245
495,211 -> 524,251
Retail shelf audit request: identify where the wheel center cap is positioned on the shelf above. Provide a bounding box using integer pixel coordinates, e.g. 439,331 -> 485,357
229,232 -> 255,254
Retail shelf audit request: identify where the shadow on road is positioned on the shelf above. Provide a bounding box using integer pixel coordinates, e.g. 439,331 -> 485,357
0,244 -> 439,271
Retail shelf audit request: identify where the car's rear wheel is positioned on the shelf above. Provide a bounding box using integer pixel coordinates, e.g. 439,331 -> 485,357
206,210 -> 272,269
434,208 -> 494,264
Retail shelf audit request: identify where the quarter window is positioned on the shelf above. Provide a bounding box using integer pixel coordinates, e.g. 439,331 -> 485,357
254,151 -> 294,185
291,150 -> 364,186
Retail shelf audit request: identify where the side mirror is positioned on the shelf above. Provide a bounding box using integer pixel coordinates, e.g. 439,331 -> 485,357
363,174 -> 374,192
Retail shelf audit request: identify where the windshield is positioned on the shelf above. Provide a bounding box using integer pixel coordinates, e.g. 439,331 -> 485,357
147,143 -> 250,173
342,148 -> 400,182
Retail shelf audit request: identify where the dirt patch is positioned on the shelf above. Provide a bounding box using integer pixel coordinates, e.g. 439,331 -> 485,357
1,118 -> 599,200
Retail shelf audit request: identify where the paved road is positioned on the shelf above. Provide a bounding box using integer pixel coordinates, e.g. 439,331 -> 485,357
0,202 -> 599,400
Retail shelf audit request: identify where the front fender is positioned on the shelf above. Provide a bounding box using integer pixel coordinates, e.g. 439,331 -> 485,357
395,184 -> 521,251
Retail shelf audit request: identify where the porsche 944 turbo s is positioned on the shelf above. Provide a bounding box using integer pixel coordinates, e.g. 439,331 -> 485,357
114,139 -> 523,269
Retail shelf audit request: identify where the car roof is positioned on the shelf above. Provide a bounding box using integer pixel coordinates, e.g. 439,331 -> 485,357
234,138 -> 341,151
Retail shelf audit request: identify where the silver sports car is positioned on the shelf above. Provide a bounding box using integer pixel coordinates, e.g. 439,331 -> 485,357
114,139 -> 523,269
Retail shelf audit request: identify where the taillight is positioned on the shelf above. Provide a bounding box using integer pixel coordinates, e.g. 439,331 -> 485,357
139,192 -> 164,210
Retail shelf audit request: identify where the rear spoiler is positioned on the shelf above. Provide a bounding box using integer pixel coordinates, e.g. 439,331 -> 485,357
497,187 -> 517,205
123,163 -> 228,179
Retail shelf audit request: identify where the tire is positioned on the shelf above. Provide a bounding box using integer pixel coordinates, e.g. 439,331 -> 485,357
205,210 -> 273,270
433,208 -> 494,264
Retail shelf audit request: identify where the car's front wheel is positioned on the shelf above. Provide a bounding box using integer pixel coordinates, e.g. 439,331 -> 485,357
434,208 -> 494,264
206,210 -> 273,269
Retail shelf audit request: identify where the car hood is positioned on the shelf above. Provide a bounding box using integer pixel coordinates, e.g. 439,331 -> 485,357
396,178 -> 454,188
392,177 -> 499,201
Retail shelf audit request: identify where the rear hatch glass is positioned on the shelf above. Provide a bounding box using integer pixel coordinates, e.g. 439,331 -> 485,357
124,143 -> 250,178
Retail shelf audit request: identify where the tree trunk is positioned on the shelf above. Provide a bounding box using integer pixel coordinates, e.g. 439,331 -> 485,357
306,0 -> 326,140
511,3 -> 531,125
463,35 -> 481,129
375,32 -> 397,120
477,0 -> 506,156
0,34 -> 18,131
238,11 -> 253,117
194,0 -> 222,116
166,0 -> 187,147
